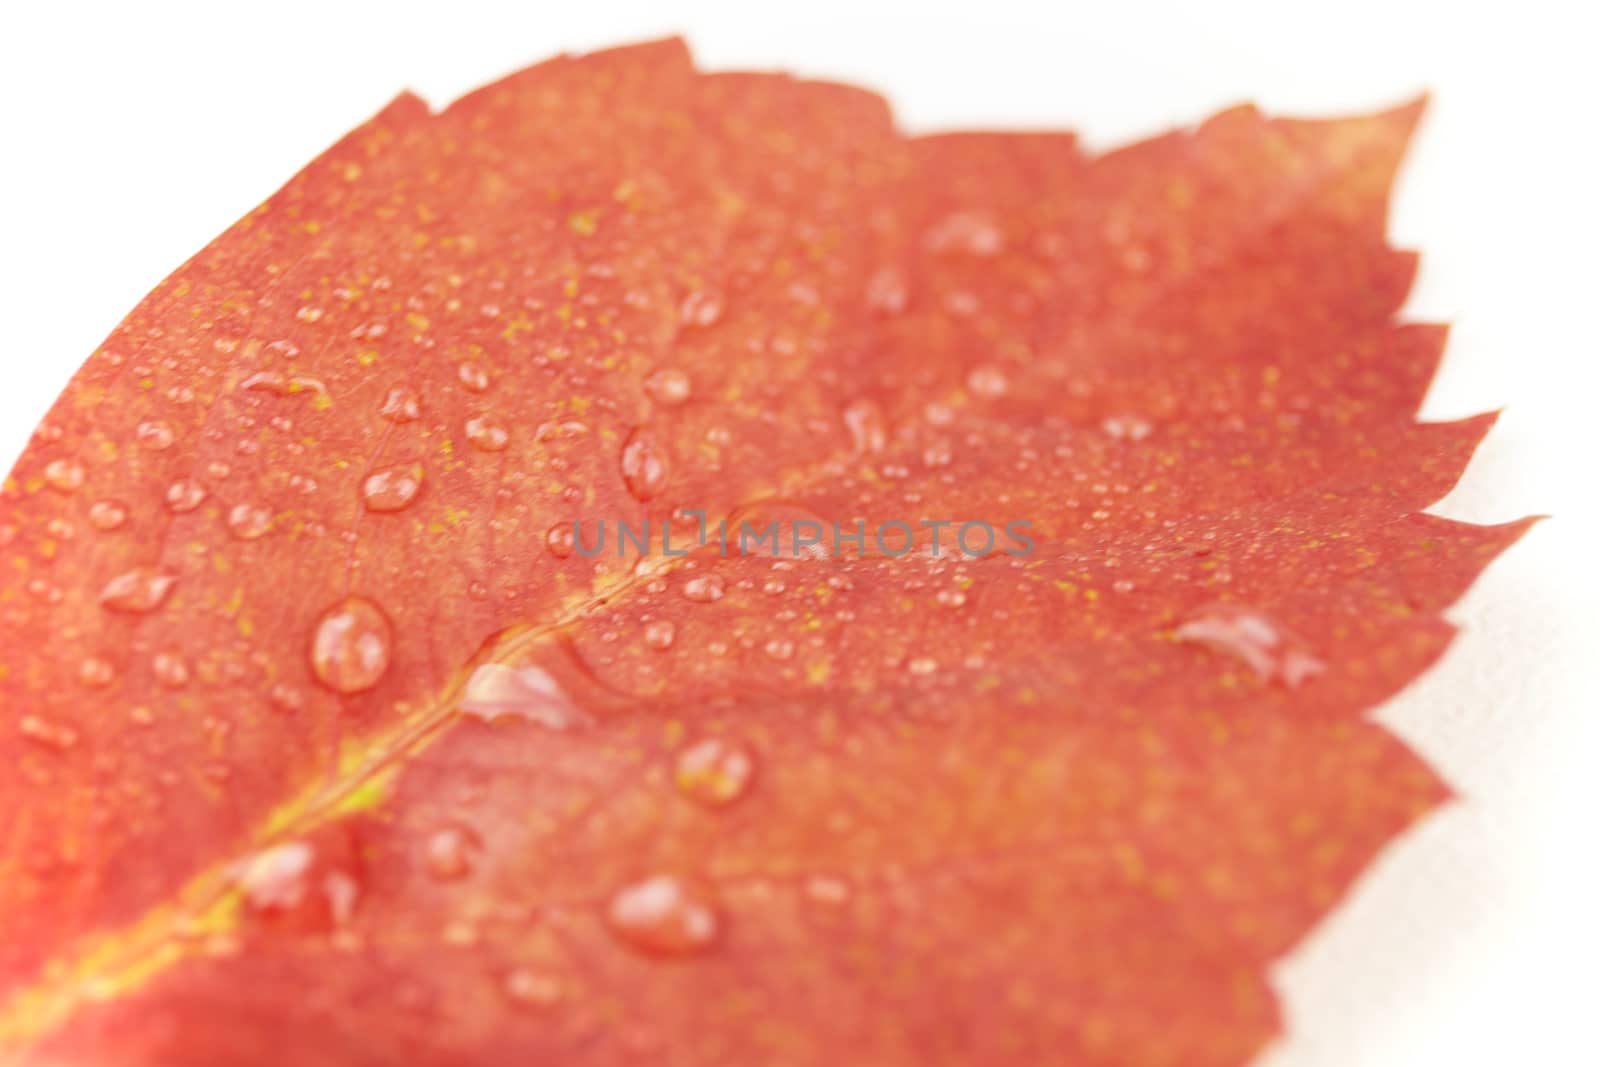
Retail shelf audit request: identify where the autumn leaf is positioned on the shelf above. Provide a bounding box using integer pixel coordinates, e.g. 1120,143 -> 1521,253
0,38 -> 1527,1067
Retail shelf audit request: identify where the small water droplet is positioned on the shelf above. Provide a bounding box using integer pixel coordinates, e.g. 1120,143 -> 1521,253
458,664 -> 589,729
907,656 -> 938,676
464,415 -> 509,452
458,363 -> 491,393
843,398 -> 888,454
643,619 -> 677,651
1175,603 -> 1325,688
679,289 -> 723,328
803,875 -> 852,904
764,639 -> 794,661
99,567 -> 178,614
545,523 -> 575,559
674,738 -> 755,807
423,825 -> 480,881
226,503 -> 274,540
381,385 -> 421,423
361,464 -> 425,513
152,652 -> 191,689
43,459 -> 85,493
967,365 -> 1010,398
234,841 -> 314,912
88,500 -> 129,531
19,715 -> 79,751
1102,414 -> 1153,442
309,596 -> 393,694
78,656 -> 115,688
865,267 -> 909,314
269,682 -> 306,713
136,420 -> 175,451
620,427 -> 669,501
605,874 -> 720,956
502,968 -> 562,1008
682,574 -> 725,603
927,211 -> 1004,256
164,479 -> 208,514
644,368 -> 692,407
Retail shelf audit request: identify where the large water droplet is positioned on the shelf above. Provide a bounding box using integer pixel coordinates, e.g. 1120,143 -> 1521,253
362,464 -> 425,513
674,738 -> 755,807
464,416 -> 509,453
458,664 -> 589,729
644,368 -> 692,407
309,596 -> 393,694
1175,603 -> 1325,688
99,567 -> 178,614
620,427 -> 669,501
43,459 -> 85,493
605,874 -> 720,956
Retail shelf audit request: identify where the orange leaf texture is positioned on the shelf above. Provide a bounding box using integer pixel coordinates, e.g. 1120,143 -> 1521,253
0,38 -> 1528,1067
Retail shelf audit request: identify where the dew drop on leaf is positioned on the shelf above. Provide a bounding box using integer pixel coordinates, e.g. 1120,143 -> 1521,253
422,825 -> 480,881
43,459 -> 85,493
135,420 -> 175,451
19,715 -> 79,751
457,663 -> 589,730
1103,414 -> 1153,442
643,368 -> 692,407
380,385 -> 421,423
164,479 -> 208,514
544,523 -> 575,559
464,416 -> 509,453
152,652 -> 191,689
643,620 -> 676,651
361,464 -> 425,513
681,574 -> 725,603
87,500 -> 128,531
1175,603 -> 1326,688
309,596 -> 393,694
226,503 -> 274,540
674,737 -> 755,807
77,657 -> 115,689
843,398 -> 887,455
501,968 -> 562,1008
604,874 -> 720,957
98,567 -> 178,614
620,427 -> 669,502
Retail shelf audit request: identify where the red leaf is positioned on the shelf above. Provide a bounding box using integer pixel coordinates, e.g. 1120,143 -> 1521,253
0,39 -> 1528,1066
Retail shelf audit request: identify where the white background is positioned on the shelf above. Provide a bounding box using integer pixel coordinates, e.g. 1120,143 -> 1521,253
1,2 -> 1595,1064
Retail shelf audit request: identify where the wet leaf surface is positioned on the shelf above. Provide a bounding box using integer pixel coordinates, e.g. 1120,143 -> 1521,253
0,39 -> 1527,1067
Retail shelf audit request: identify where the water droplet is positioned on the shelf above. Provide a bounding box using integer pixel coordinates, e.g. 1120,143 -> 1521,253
43,459 -> 85,493
674,738 -> 755,807
643,619 -> 676,651
88,500 -> 129,531
361,464 -> 425,513
620,427 -> 669,501
457,363 -> 491,393
605,874 -> 719,956
153,652 -> 191,689
423,826 -> 480,881
19,715 -> 79,751
78,656 -> 115,688
226,503 -> 274,540
926,212 -> 1004,255
269,682 -> 306,713
136,420 -> 175,451
464,415 -> 509,452
679,289 -> 724,328
843,398 -> 888,455
545,523 -> 575,559
907,657 -> 938,676
803,875 -> 851,904
644,368 -> 692,407
967,365 -> 1010,398
458,664 -> 589,729
1102,414 -> 1153,442
865,267 -> 909,314
681,574 -> 725,603
309,596 -> 393,694
381,385 -> 421,423
234,841 -> 315,912
164,479 -> 207,514
1175,603 -> 1325,688
764,639 -> 794,661
501,968 -> 562,1008
99,567 -> 178,614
